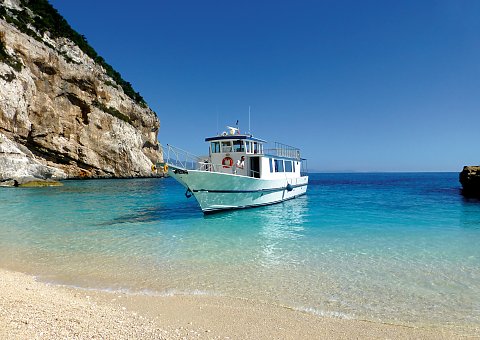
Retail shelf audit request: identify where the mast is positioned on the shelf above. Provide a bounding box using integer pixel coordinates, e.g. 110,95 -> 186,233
248,106 -> 251,135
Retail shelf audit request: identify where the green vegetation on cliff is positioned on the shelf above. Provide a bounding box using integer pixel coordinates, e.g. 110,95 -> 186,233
0,0 -> 145,105
0,39 -> 22,72
92,100 -> 133,125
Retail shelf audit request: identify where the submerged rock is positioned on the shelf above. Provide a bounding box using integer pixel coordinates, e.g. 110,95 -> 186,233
459,166 -> 480,198
0,175 -> 62,187
18,179 -> 63,187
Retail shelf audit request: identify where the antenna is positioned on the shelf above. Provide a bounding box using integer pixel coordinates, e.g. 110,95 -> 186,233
216,109 -> 219,135
248,106 -> 251,135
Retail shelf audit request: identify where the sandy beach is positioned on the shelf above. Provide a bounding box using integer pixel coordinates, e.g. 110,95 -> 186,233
0,268 -> 471,339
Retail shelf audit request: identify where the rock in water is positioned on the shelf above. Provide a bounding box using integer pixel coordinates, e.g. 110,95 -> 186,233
0,0 -> 162,181
459,166 -> 480,198
18,179 -> 63,187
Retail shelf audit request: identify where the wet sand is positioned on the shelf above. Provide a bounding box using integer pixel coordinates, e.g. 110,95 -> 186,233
0,269 -> 470,339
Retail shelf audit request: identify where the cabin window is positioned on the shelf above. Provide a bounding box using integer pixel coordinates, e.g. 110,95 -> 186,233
211,142 -> 220,153
269,158 -> 274,172
285,161 -> 293,172
233,140 -> 245,152
246,141 -> 252,154
274,159 -> 284,172
259,144 -> 263,154
293,161 -> 296,172
221,141 -> 232,152
253,142 -> 258,154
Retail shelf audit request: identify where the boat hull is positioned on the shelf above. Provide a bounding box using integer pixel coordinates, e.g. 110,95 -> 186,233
167,166 -> 308,213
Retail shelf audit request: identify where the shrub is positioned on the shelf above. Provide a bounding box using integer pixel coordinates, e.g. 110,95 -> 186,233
0,38 -> 23,71
104,80 -> 119,89
92,100 -> 133,125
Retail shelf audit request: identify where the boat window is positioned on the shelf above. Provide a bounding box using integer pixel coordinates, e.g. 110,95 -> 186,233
246,141 -> 252,154
221,141 -> 232,152
292,160 -> 296,172
285,161 -> 292,172
233,140 -> 245,152
253,142 -> 258,154
274,159 -> 284,172
269,158 -> 274,172
211,142 -> 220,153
257,143 -> 262,154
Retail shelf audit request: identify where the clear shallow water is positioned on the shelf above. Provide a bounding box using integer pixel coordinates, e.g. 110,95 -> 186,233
0,173 -> 479,330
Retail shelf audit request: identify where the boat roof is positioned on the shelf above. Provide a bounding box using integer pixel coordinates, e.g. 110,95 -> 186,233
205,134 -> 267,143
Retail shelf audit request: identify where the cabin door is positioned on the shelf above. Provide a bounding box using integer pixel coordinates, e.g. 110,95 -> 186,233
249,157 -> 260,178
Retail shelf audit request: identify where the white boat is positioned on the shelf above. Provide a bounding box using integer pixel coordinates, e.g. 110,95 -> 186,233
160,127 -> 308,213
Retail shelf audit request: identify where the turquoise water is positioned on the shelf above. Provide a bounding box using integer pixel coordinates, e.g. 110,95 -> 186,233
0,173 -> 479,331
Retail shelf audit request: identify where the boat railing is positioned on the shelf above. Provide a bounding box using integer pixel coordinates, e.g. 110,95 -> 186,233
200,162 -> 246,174
197,161 -> 228,173
301,158 -> 308,176
264,142 -> 301,160
163,144 -> 202,170
163,143 -> 307,176
163,144 -> 236,173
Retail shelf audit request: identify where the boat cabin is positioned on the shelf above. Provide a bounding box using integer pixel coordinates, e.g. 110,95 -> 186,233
205,132 -> 303,180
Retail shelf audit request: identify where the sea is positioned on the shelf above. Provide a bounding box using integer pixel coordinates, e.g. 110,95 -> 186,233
0,172 -> 479,333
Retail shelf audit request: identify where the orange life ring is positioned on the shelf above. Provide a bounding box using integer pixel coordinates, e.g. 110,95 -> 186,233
222,157 -> 233,168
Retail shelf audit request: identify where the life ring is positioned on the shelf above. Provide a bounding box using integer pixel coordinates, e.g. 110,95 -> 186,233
163,164 -> 169,172
222,157 -> 233,168
151,164 -> 157,172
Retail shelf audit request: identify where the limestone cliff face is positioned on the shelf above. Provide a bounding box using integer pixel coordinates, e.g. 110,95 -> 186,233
0,0 -> 162,180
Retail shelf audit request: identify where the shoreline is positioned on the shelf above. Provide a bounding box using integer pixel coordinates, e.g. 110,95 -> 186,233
0,268 -> 471,339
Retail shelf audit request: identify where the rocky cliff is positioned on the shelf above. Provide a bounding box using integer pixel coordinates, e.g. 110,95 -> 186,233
460,166 -> 480,198
0,0 -> 162,181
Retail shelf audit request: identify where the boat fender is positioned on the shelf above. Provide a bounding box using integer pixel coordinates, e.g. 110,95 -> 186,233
185,188 -> 192,198
163,164 -> 169,172
286,183 -> 293,191
151,164 -> 157,172
222,157 -> 233,168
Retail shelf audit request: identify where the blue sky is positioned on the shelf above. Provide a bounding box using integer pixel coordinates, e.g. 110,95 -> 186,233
49,0 -> 480,171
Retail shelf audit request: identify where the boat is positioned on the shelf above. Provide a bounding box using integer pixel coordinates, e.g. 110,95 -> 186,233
159,127 -> 308,213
